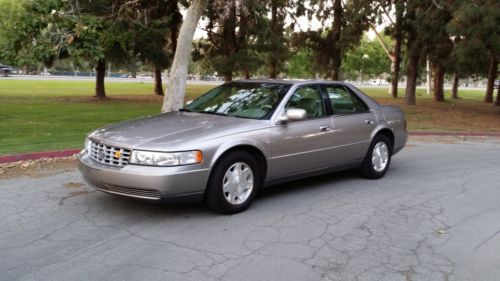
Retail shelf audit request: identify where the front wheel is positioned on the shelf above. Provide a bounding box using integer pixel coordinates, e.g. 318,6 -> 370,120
205,151 -> 260,214
361,135 -> 392,179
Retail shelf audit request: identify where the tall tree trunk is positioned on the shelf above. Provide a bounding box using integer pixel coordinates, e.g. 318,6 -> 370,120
495,83 -> 500,106
330,0 -> 343,81
95,58 -> 106,99
224,74 -> 233,82
331,59 -> 341,81
162,0 -> 209,112
389,53 -> 400,98
269,63 -> 278,79
238,4 -> 250,80
433,64 -> 445,102
485,55 -> 497,103
269,1 -> 279,79
426,58 -> 432,94
168,0 -> 181,54
243,68 -> 250,79
153,66 -> 164,96
405,54 -> 419,105
451,72 -> 459,99
390,0 -> 403,98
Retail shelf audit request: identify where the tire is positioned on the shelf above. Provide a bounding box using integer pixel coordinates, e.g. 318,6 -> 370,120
361,134 -> 392,179
205,151 -> 261,214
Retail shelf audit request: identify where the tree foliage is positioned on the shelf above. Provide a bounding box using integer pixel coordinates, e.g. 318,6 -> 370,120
1,0 -> 499,107
447,0 -> 500,103
195,0 -> 267,81
342,35 -> 391,81
293,0 -> 373,80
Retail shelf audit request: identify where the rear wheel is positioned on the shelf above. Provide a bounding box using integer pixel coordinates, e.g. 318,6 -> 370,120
361,135 -> 392,179
205,151 -> 260,214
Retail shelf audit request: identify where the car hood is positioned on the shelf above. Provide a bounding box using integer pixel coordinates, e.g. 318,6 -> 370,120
89,111 -> 269,150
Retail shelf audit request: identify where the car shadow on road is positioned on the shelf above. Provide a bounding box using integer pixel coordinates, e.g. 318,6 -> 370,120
257,169 -> 361,200
82,168 -> 367,220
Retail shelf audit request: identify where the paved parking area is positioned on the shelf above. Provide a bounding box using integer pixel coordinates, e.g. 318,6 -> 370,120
1,139 -> 499,281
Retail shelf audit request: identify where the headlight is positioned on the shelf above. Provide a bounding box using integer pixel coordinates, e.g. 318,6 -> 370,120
129,150 -> 203,166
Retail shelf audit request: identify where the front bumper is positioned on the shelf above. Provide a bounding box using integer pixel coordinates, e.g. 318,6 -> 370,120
78,150 -> 210,203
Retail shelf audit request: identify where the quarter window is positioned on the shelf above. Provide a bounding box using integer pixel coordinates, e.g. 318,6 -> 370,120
285,86 -> 325,118
325,85 -> 368,114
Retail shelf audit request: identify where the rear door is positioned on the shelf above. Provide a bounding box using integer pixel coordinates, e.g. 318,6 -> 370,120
322,84 -> 376,164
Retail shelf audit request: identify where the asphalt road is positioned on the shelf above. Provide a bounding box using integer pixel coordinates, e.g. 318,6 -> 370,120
1,139 -> 499,281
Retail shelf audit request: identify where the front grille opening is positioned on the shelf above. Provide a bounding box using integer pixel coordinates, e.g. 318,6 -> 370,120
88,141 -> 131,167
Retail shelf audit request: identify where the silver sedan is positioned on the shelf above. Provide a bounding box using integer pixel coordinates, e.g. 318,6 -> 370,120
78,80 -> 407,214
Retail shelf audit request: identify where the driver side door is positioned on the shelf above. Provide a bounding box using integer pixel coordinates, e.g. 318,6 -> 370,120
269,85 -> 335,179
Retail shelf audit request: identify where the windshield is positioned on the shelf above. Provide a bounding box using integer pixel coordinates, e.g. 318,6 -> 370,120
184,82 -> 291,119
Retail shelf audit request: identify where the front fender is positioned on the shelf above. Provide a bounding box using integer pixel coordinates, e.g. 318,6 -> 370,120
210,137 -> 269,167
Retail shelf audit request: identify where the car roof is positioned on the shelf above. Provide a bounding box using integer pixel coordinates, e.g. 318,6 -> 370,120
231,79 -> 348,86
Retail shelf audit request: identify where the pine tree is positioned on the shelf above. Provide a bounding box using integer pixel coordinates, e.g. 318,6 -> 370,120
447,0 -> 500,104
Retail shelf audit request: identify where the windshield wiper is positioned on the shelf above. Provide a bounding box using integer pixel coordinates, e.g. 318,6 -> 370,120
197,111 -> 228,116
178,108 -> 192,112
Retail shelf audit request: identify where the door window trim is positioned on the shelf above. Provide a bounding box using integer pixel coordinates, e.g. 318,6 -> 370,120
321,84 -> 371,116
283,84 -> 329,122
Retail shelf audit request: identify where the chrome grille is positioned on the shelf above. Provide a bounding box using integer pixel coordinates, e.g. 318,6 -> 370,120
88,140 -> 131,167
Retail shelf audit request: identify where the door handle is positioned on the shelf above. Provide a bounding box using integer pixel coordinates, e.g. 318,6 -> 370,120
365,120 -> 375,125
319,126 -> 331,132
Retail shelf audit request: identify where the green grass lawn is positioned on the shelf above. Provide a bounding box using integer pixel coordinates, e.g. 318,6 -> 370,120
0,80 -> 213,155
0,79 -> 497,155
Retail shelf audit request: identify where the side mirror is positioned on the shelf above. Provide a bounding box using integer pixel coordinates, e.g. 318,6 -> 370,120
277,108 -> 307,124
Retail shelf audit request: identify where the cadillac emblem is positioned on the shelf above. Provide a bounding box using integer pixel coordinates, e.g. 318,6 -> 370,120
114,151 -> 122,158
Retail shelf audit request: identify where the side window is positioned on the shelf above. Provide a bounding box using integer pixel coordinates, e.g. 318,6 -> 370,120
285,86 -> 325,118
325,85 -> 368,114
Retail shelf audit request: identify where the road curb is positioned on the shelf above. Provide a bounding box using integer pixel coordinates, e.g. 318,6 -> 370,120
0,149 -> 80,164
1,131 -> 499,164
409,131 -> 500,137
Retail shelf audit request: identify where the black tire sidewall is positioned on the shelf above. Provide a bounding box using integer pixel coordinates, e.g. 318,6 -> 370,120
205,151 -> 261,214
362,135 -> 392,179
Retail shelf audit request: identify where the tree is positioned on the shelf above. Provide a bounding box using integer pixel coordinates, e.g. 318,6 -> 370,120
301,0 -> 373,80
284,47 -> 315,78
17,0 -> 177,99
422,3 -> 453,102
49,0 -> 137,99
196,0 -> 268,81
120,0 -> 182,96
162,0 -> 209,112
0,0 -> 26,67
2,0 -> 70,73
342,34 -> 391,81
371,0 -> 405,98
266,0 -> 289,78
448,0 -> 500,104
496,83 -> 500,106
402,0 -> 432,105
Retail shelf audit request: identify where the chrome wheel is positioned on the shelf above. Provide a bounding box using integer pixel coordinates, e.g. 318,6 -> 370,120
372,142 -> 389,172
222,162 -> 254,205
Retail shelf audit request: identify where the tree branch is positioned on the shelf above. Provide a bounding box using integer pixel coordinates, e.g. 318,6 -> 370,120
370,24 -> 392,59
381,4 -> 395,26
